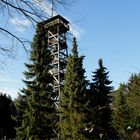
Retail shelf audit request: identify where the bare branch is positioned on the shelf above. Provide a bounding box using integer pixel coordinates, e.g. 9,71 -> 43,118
1,0 -> 37,16
0,27 -> 28,51
0,0 -> 74,59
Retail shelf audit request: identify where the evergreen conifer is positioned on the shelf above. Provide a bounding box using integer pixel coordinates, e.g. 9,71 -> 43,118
0,93 -> 16,139
90,59 -> 113,139
16,23 -> 57,140
59,37 -> 87,140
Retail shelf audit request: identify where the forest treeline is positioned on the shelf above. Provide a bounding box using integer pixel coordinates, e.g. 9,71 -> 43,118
0,23 -> 140,140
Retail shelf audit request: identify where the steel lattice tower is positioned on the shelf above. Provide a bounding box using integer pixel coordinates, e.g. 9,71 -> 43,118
44,15 -> 69,100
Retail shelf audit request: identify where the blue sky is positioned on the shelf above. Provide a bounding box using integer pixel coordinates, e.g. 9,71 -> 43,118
1,0 -> 140,99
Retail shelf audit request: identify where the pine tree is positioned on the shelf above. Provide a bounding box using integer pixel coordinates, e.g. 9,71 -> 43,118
112,83 -> 133,139
0,93 -> 17,139
15,23 -> 57,140
59,37 -> 87,140
127,74 -> 140,117
90,59 -> 113,139
124,73 -> 140,130
112,74 -> 140,139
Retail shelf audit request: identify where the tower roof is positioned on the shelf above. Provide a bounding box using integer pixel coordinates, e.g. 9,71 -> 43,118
45,15 -> 69,24
41,15 -> 69,30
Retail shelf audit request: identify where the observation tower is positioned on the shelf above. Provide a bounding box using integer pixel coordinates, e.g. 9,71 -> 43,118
44,15 -> 69,99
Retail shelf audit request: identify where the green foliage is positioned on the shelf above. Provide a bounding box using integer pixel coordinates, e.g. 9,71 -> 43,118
127,74 -> 140,121
112,73 -> 140,139
59,37 -> 87,140
15,23 -> 57,139
0,93 -> 17,139
112,84 -> 134,139
87,59 -> 113,139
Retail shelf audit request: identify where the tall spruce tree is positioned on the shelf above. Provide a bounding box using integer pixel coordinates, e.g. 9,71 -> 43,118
15,23 -> 57,139
59,37 -> 87,140
112,83 -> 133,139
0,93 -> 17,139
127,74 -> 140,119
90,59 -> 113,139
112,74 -> 140,139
